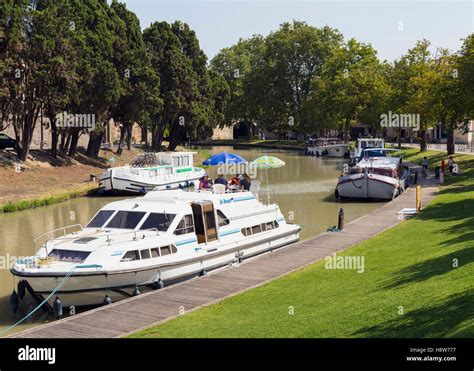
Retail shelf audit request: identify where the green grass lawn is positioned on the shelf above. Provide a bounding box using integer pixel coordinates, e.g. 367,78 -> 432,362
129,149 -> 474,338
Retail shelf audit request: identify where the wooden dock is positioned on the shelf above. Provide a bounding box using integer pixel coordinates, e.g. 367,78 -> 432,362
11,183 -> 438,338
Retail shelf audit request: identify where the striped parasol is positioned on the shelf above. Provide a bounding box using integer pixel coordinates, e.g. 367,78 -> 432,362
251,156 -> 285,204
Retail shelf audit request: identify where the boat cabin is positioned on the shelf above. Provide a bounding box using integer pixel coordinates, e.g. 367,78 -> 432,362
155,152 -> 195,168
308,138 -> 344,147
352,138 -> 385,158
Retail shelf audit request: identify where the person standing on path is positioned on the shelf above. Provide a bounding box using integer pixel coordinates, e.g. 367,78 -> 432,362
422,156 -> 429,178
448,156 -> 455,175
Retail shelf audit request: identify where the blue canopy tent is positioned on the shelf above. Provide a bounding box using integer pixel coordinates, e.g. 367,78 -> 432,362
202,151 -> 248,166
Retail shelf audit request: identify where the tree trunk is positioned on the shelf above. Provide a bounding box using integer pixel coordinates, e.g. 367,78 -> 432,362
152,120 -> 165,151
68,129 -> 80,158
141,125 -> 147,145
19,124 -> 31,161
51,123 -> 58,159
397,127 -> 402,149
64,131 -> 72,154
446,121 -> 455,155
419,130 -> 427,152
86,130 -> 104,159
19,108 -> 38,161
126,123 -> 132,151
59,131 -> 67,154
168,121 -> 183,151
116,124 -> 126,156
13,116 -> 22,158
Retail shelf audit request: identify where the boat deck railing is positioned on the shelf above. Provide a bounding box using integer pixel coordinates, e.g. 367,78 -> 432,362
33,224 -> 83,251
35,228 -> 161,255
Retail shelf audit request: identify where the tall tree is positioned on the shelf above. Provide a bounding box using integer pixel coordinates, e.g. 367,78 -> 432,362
306,39 -> 389,140
144,21 -> 215,151
252,22 -> 343,136
210,36 -> 264,138
109,1 -> 161,156
389,40 -> 433,151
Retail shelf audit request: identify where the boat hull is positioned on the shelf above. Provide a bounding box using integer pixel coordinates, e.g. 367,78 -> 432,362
336,173 -> 401,200
99,168 -> 203,194
307,144 -> 349,157
12,226 -> 300,307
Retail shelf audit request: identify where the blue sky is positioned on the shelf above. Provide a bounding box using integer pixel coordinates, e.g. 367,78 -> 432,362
122,1 -> 473,62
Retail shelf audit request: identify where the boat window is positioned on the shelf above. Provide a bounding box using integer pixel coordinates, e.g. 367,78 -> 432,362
205,210 -> 216,230
105,211 -> 146,229
241,227 -> 252,236
140,213 -> 176,231
151,248 -> 160,258
217,210 -> 230,226
150,170 -> 157,177
174,214 -> 195,235
86,210 -> 115,228
183,156 -> 189,166
252,225 -> 262,234
48,249 -> 90,263
121,250 -> 140,262
161,245 -> 171,256
266,221 -> 279,230
173,157 -> 179,167
140,249 -> 150,259
242,221 -> 279,236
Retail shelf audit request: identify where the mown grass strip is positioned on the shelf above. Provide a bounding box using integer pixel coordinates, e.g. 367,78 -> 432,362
0,185 -> 98,213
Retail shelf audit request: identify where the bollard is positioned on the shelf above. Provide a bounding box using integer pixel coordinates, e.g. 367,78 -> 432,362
337,208 -> 344,230
440,160 -> 445,183
416,185 -> 421,212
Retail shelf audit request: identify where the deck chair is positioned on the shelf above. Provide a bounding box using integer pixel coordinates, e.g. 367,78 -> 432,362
212,184 -> 226,194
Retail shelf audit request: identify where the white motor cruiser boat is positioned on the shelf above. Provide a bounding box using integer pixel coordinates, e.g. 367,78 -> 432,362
307,138 -> 349,158
11,189 -> 300,307
99,152 -> 205,194
350,138 -> 385,159
336,148 -> 407,200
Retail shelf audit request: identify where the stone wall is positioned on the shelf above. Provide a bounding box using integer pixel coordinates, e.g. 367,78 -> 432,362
1,120 -> 143,150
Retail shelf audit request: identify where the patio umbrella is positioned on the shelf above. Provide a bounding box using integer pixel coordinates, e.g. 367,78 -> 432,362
251,155 -> 286,204
202,151 -> 248,166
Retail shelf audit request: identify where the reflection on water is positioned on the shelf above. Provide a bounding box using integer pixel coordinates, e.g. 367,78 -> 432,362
0,146 -> 383,336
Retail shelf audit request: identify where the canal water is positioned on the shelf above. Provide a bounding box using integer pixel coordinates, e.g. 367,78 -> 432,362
0,146 -> 383,336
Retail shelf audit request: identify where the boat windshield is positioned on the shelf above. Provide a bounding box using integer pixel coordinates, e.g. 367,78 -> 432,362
359,149 -> 401,162
105,211 -> 146,229
140,213 -> 176,231
359,149 -> 386,161
86,210 -> 115,228
360,140 -> 384,149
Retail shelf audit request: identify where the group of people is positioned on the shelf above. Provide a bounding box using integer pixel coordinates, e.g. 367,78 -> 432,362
422,155 -> 459,178
199,173 -> 252,191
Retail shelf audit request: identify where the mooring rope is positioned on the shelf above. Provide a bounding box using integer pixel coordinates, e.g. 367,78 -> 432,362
0,264 -> 102,336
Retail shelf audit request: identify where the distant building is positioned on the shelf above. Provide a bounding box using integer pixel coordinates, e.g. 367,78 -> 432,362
211,125 -> 234,140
